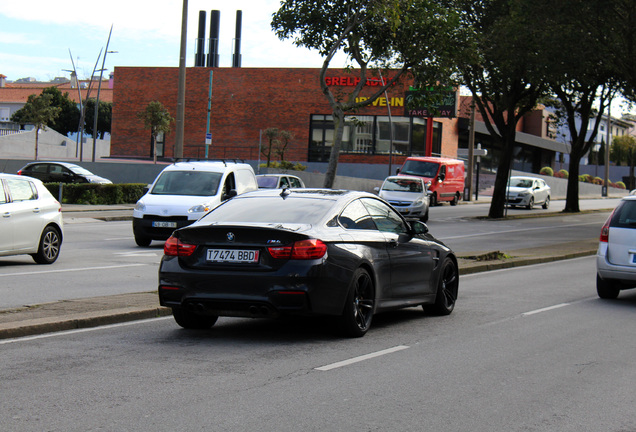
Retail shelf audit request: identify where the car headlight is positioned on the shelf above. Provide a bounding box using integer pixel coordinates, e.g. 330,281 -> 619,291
134,201 -> 145,212
188,203 -> 212,214
519,191 -> 531,197
414,200 -> 423,206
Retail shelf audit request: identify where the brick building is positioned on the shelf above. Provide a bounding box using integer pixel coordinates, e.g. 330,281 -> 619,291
111,67 -> 460,166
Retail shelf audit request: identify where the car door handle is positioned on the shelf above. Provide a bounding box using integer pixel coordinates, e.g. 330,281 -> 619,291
2,212 -> 10,218
32,207 -> 41,213
388,239 -> 398,248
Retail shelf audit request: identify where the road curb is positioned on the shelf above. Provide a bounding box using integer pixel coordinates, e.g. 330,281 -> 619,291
0,306 -> 172,340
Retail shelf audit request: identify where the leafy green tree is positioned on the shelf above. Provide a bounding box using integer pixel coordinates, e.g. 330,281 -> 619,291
611,134 -> 636,166
272,0 -> 460,188
262,127 -> 279,167
41,87 -> 80,137
11,93 -> 61,160
538,0 -> 618,212
454,0 -> 551,218
84,98 -> 112,139
137,101 -> 174,163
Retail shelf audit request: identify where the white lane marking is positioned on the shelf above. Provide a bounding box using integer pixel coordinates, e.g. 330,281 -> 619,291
0,263 -> 146,277
0,316 -> 173,345
522,303 -> 570,316
315,345 -> 410,371
441,222 -> 600,240
114,252 -> 159,257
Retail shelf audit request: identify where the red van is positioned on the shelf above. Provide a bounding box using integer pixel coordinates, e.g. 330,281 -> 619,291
397,157 -> 465,206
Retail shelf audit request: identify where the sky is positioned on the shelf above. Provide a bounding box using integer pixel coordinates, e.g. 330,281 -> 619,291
0,0 -> 347,82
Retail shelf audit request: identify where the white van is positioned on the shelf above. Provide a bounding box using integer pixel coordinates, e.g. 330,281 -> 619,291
132,160 -> 258,246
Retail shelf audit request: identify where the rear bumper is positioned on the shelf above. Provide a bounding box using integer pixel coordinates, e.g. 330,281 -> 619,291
596,249 -> 636,286
133,217 -> 194,241
158,256 -> 351,317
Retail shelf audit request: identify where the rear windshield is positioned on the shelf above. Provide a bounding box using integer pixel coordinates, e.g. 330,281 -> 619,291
151,171 -> 222,196
400,160 -> 439,178
200,195 -> 335,224
257,176 -> 278,188
611,200 -> 636,228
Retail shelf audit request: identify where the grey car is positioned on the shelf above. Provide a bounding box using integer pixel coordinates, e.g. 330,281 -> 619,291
377,176 -> 429,222
596,195 -> 636,298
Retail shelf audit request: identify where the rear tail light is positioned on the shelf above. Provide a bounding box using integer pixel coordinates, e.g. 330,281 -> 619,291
17,170 -> 22,175
600,210 -> 615,243
164,236 -> 197,256
268,239 -> 327,260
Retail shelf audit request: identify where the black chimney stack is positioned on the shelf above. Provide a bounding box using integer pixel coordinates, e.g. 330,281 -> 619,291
207,10 -> 220,67
232,10 -> 242,68
195,11 -> 206,67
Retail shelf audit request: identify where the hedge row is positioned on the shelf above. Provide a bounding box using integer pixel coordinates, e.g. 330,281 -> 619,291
539,167 -> 626,189
44,183 -> 147,205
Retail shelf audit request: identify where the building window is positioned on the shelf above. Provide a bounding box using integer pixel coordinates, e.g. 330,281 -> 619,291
308,114 -> 441,162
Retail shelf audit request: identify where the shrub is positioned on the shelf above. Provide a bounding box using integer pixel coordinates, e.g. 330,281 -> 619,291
539,166 -> 554,176
583,174 -> 594,183
44,183 -> 146,205
615,181 -> 626,189
260,161 -> 307,171
578,174 -> 588,182
593,176 -> 604,185
555,169 -> 569,179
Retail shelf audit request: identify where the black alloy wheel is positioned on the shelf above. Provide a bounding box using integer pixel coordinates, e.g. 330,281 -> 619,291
340,268 -> 375,337
172,307 -> 219,329
426,258 -> 458,315
31,226 -> 61,264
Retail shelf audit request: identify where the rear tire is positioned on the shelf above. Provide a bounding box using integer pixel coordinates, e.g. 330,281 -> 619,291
542,196 -> 550,209
134,234 -> 152,247
426,258 -> 458,315
430,193 -> 438,207
31,226 -> 62,264
172,308 -> 219,329
596,274 -> 620,299
450,192 -> 459,206
339,268 -> 374,338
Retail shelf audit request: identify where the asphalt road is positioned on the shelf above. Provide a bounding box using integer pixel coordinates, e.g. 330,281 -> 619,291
0,199 -> 616,310
2,256 -> 635,431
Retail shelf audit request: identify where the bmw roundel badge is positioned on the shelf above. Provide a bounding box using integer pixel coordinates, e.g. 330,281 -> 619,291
226,232 -> 235,242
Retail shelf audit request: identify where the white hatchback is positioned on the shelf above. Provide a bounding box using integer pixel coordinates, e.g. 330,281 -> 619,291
0,173 -> 64,264
596,195 -> 636,298
506,176 -> 551,209
377,175 -> 429,222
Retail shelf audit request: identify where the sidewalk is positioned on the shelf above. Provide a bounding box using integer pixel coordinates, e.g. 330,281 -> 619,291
0,231 -> 599,340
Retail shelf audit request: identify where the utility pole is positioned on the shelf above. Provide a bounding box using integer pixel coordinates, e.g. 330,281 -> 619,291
92,25 -> 114,162
175,0 -> 188,159
466,99 -> 476,201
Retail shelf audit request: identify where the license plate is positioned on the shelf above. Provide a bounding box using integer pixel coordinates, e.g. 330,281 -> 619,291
207,249 -> 259,263
152,221 -> 177,228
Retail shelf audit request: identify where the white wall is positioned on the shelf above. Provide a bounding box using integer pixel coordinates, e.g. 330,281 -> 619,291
0,129 -> 110,160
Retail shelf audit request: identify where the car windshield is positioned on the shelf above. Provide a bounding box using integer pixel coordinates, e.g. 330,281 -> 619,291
67,165 -> 94,176
382,178 -> 423,193
200,196 -> 335,225
151,171 -> 222,196
257,176 -> 278,188
400,160 -> 439,178
509,178 -> 533,188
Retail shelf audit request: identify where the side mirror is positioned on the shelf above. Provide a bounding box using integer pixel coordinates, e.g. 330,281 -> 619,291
373,186 -> 380,193
396,168 -> 400,174
412,221 -> 429,235
222,189 -> 238,201
438,173 -> 445,182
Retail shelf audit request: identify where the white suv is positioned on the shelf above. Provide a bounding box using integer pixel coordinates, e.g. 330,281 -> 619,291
132,160 -> 258,246
596,195 -> 636,298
